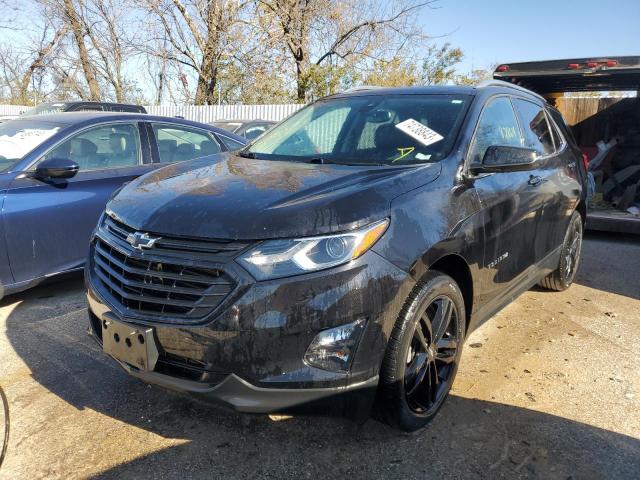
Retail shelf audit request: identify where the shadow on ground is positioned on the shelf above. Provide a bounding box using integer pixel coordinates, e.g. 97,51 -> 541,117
574,231 -> 640,300
2,236 -> 640,479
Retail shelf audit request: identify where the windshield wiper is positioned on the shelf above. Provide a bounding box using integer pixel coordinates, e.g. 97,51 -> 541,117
309,158 -> 388,167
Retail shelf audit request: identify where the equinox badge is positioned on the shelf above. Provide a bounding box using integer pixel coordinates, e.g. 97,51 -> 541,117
126,232 -> 160,250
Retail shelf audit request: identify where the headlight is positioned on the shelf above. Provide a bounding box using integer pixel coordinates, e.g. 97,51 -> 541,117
304,319 -> 367,372
237,219 -> 389,280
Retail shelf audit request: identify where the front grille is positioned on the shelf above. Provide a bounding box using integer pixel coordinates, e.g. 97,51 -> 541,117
92,216 -> 247,322
104,215 -> 250,261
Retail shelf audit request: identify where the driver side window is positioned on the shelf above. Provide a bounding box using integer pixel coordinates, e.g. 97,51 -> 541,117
43,123 -> 141,171
469,97 -> 523,164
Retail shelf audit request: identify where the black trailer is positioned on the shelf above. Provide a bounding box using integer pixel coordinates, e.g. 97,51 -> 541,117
494,57 -> 640,234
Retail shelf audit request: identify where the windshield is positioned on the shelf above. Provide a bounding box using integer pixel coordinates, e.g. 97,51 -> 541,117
22,103 -> 68,116
245,94 -> 470,165
0,120 -> 64,172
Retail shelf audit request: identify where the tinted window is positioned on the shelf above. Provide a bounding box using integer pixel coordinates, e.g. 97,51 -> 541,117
74,105 -> 104,112
113,105 -> 144,113
547,108 -> 577,147
218,135 -> 245,151
44,123 -> 141,170
469,97 -> 523,163
243,123 -> 272,141
153,124 -> 220,163
246,94 -> 469,165
546,109 -> 565,152
512,99 -> 554,155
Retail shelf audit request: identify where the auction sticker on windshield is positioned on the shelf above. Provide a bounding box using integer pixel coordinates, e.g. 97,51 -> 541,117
395,119 -> 443,147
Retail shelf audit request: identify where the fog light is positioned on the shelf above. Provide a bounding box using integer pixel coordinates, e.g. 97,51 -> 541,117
304,319 -> 366,372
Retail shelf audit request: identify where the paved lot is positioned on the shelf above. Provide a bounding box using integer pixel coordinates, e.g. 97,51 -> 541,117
0,232 -> 639,479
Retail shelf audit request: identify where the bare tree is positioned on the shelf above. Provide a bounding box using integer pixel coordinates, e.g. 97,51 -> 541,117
256,0 -> 435,101
0,3 -> 66,104
141,0 -> 253,105
59,0 -> 102,99
80,0 -> 134,102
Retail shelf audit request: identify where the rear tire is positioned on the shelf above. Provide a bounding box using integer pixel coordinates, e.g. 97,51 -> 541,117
377,271 -> 466,431
539,211 -> 583,292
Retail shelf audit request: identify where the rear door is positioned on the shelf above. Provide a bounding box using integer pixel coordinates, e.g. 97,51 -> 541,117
512,97 -> 581,261
3,121 -> 155,284
469,96 -> 546,302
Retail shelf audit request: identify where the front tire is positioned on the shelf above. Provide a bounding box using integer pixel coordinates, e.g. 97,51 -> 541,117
377,271 -> 466,431
539,211 -> 583,292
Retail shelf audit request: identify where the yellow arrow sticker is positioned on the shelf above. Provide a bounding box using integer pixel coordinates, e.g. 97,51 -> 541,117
394,147 -> 415,162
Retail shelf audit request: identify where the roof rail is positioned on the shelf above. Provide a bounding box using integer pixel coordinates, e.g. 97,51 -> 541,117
342,85 -> 384,93
476,79 -> 547,101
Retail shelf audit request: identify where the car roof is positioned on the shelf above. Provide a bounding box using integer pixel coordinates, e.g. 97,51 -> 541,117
40,100 -> 142,107
328,85 -> 477,98
325,83 -> 543,101
18,112 -> 247,142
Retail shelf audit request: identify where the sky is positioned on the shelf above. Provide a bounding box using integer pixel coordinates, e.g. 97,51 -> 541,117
419,0 -> 640,72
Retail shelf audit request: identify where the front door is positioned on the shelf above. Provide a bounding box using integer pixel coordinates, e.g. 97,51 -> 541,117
3,121 -> 155,284
468,96 -> 546,305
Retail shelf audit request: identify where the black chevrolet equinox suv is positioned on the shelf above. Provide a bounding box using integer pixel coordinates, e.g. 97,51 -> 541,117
86,81 -> 586,431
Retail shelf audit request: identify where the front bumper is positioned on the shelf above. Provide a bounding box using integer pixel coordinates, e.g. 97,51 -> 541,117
103,350 -> 379,414
86,248 -> 412,415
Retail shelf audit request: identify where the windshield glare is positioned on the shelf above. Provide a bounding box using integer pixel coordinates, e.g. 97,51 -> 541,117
0,120 -> 63,172
246,94 -> 469,165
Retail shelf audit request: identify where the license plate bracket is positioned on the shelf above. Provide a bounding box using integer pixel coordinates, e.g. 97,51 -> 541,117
102,318 -> 159,372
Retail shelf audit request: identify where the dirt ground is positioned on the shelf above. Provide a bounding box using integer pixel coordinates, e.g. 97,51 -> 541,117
0,232 -> 639,479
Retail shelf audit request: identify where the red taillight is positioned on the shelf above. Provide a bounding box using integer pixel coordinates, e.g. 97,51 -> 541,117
587,61 -> 598,68
582,153 -> 589,169
606,60 -> 618,67
496,65 -> 509,72
568,63 -> 580,69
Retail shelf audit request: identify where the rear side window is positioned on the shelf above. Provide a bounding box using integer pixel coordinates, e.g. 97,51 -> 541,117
546,111 -> 565,152
469,96 -> 523,164
152,124 -> 221,163
72,105 -> 104,112
512,99 -> 554,155
548,108 -> 577,147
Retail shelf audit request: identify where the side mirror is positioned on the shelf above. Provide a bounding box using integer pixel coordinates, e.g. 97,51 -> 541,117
472,145 -> 538,174
35,157 -> 79,179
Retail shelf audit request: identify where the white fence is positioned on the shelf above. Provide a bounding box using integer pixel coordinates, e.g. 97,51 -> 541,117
0,105 -> 24,116
0,103 -> 303,123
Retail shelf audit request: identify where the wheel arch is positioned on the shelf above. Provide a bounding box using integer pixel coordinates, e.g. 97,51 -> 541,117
576,200 -> 587,226
427,253 -> 474,331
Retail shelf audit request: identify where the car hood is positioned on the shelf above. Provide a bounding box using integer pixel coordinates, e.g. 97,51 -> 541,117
107,154 -> 441,240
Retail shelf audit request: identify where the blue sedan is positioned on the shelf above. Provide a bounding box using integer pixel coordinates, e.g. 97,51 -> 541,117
0,112 -> 246,299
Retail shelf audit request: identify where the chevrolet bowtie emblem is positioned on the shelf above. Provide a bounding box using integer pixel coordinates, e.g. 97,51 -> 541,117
126,232 -> 160,250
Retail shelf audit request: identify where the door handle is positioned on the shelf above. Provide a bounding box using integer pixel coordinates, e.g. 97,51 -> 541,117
528,175 -> 543,187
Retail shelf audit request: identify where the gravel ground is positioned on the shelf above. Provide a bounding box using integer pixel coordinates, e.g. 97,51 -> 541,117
0,232 -> 639,479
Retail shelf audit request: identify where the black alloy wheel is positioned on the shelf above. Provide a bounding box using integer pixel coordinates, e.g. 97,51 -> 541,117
539,210 -> 583,292
404,296 -> 460,415
378,271 -> 466,431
